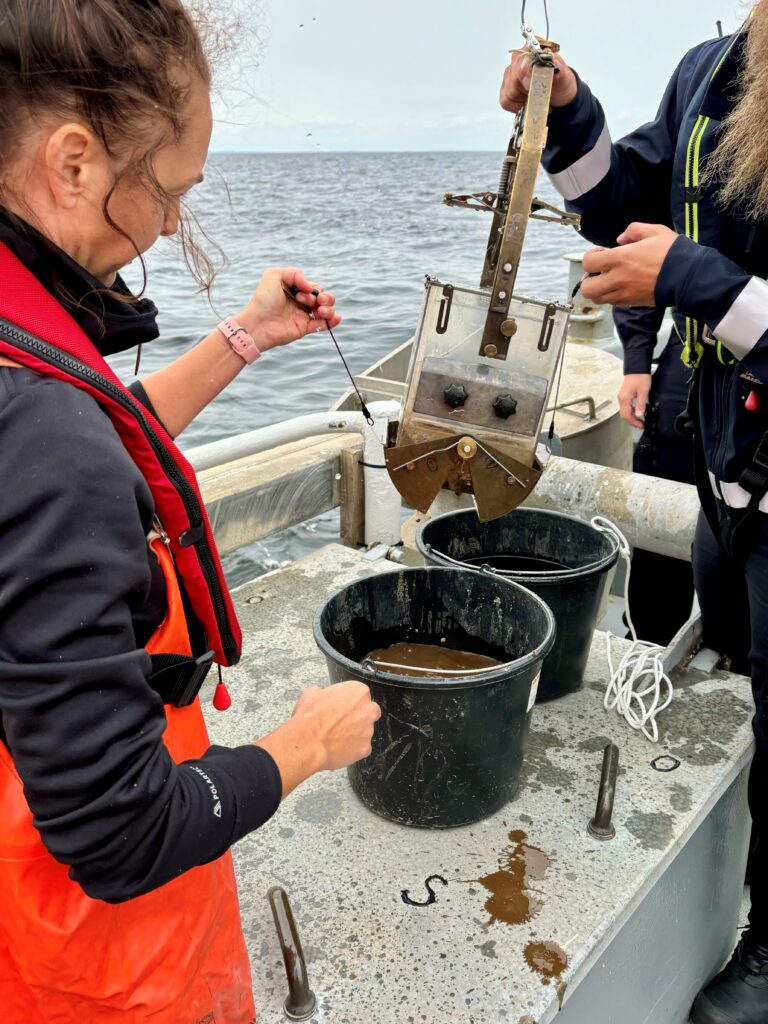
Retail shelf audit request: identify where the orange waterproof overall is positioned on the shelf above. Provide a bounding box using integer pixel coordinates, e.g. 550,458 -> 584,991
0,538 -> 256,1023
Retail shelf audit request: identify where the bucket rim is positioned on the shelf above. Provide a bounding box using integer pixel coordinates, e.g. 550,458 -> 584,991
312,566 -> 556,691
416,507 -> 620,582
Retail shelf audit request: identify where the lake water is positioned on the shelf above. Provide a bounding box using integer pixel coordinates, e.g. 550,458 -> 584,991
114,153 -> 580,585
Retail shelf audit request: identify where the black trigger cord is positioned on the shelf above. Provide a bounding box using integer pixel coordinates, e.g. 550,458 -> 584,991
326,322 -> 374,426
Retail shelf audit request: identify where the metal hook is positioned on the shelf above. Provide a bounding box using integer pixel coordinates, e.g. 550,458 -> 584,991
267,886 -> 318,1022
436,284 -> 454,335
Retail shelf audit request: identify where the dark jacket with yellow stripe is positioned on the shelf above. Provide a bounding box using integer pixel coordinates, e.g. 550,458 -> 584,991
543,27 -> 768,504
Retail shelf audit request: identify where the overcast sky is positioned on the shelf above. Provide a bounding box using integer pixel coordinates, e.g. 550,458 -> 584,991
209,0 -> 747,152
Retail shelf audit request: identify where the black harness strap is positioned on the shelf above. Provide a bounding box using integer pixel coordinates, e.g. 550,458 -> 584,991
687,370 -> 764,562
148,650 -> 215,708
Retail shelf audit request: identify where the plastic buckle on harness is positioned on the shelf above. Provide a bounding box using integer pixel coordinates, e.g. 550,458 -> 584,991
179,522 -> 205,548
738,433 -> 768,497
148,650 -> 216,707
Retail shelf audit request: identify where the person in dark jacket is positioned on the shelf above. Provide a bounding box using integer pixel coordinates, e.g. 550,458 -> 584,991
614,305 -> 695,645
501,13 -> 768,1023
0,2 -> 380,1020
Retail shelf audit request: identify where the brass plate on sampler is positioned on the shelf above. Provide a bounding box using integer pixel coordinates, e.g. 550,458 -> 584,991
385,435 -> 542,522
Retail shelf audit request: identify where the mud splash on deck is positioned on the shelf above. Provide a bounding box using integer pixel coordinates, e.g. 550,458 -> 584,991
523,940 -> 568,985
471,830 -> 550,926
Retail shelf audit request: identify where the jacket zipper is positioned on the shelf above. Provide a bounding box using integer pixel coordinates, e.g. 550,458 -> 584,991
712,356 -> 733,482
0,319 -> 238,665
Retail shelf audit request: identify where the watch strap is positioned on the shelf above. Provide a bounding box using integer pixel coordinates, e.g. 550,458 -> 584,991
218,317 -> 261,364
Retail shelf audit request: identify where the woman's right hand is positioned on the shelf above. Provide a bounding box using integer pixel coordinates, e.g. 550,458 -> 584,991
291,682 -> 381,771
500,49 -> 578,113
255,681 -> 381,799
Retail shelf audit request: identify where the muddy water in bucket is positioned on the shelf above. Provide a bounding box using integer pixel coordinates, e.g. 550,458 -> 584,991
313,568 -> 555,828
417,509 -> 619,702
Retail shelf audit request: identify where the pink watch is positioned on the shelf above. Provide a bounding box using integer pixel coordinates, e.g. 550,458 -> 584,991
218,318 -> 261,365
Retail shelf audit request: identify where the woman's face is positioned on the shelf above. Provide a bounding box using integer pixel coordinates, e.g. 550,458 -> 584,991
5,77 -> 214,285
92,78 -> 213,284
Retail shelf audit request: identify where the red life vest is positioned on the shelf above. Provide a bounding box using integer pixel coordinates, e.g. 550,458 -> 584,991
0,242 -> 242,668
0,244 -> 256,1022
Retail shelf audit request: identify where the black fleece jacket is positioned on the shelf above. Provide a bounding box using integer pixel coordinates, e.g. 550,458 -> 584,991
0,217 -> 281,903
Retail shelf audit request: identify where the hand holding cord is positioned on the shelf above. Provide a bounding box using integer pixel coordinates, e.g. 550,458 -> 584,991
134,266 -> 341,438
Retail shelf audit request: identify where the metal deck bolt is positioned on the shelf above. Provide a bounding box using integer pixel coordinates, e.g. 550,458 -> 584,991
587,743 -> 619,841
267,886 -> 318,1022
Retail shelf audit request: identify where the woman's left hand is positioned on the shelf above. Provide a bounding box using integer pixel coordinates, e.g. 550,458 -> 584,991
238,267 -> 342,352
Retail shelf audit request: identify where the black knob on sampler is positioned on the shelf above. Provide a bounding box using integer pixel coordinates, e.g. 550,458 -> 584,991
444,383 -> 469,409
493,394 -> 518,419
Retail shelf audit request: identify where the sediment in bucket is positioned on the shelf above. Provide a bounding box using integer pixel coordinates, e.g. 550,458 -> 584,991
417,509 -> 619,702
313,567 -> 555,828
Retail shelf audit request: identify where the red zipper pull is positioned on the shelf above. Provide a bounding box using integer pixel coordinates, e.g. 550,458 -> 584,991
213,666 -> 232,711
746,390 -> 761,413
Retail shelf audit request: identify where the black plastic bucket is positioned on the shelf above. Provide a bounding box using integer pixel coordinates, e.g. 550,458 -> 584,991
313,567 -> 555,828
417,509 -> 619,703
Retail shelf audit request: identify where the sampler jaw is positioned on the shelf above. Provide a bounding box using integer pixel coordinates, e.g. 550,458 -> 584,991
385,279 -> 571,521
385,434 -> 543,523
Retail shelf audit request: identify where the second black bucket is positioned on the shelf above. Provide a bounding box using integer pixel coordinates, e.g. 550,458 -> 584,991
417,508 -> 619,702
314,567 -> 555,828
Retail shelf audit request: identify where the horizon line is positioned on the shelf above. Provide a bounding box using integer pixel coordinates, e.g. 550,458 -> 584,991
209,148 -> 503,156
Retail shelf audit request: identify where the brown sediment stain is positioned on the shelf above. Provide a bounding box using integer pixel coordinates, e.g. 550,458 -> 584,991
523,940 -> 568,986
365,641 -> 500,676
470,830 -> 550,926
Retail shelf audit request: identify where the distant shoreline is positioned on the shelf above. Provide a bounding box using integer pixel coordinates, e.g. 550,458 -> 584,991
209,149 -> 503,156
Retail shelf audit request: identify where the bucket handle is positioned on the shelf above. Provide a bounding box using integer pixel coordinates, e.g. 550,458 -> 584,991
424,534 -> 618,580
424,543 -> 562,578
362,654 -> 516,677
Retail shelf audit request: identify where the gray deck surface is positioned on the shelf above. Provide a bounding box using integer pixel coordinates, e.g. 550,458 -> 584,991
202,544 -> 754,1024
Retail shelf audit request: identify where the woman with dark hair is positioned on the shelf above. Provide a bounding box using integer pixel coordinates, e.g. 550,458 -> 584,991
0,2 -> 380,1021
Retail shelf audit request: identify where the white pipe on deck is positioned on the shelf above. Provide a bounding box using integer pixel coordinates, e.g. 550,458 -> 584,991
185,401 -> 402,473
186,401 -> 404,548
525,456 -> 700,561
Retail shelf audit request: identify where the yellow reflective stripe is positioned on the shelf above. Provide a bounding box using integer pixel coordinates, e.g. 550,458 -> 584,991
678,26 -> 745,370
710,26 -> 746,81
692,116 -> 709,188
715,341 -> 736,366
685,115 -> 703,189
687,115 -> 709,243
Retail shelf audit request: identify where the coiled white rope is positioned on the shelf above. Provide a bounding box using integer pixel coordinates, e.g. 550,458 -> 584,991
590,516 -> 674,743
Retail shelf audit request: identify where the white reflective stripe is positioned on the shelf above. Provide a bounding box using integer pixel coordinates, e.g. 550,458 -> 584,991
718,480 -> 751,508
711,475 -> 768,514
712,277 -> 768,360
547,122 -> 612,202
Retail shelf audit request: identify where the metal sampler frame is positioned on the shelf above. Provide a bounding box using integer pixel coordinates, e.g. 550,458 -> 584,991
385,33 -> 579,522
